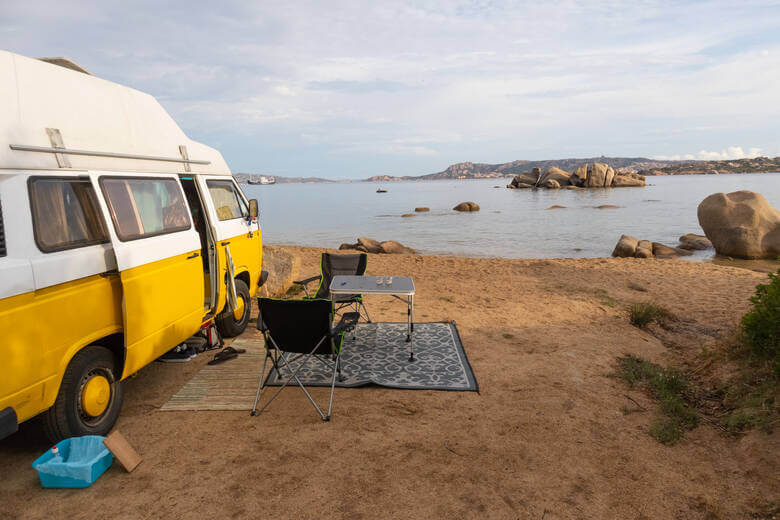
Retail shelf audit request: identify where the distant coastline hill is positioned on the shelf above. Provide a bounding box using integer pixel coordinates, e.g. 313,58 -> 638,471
365,157 -> 673,182
235,155 -> 780,184
367,155 -> 780,182
636,156 -> 780,176
233,173 -> 338,184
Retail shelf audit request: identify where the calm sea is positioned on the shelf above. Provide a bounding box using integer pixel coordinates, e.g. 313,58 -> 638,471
243,173 -> 780,267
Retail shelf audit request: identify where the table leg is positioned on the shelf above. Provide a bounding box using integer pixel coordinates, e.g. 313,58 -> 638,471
407,294 -> 415,361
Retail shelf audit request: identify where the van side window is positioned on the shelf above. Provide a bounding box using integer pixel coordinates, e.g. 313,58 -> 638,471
0,198 -> 6,257
206,180 -> 248,221
28,178 -> 109,252
100,177 -> 191,241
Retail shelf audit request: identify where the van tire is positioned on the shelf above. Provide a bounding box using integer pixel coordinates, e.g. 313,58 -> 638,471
41,346 -> 124,443
216,278 -> 251,338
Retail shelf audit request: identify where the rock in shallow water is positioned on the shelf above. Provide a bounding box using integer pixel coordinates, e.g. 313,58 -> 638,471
453,201 -> 480,212
612,235 -> 639,257
635,240 -> 653,258
678,233 -> 713,250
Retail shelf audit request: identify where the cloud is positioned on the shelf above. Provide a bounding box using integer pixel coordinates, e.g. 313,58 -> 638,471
2,0 -> 779,177
654,146 -> 763,161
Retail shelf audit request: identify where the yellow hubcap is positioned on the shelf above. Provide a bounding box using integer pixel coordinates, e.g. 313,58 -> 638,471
233,295 -> 246,321
81,375 -> 111,417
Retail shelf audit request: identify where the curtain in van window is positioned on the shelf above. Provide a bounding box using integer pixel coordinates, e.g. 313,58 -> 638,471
29,178 -> 108,252
101,178 -> 190,241
207,181 -> 246,221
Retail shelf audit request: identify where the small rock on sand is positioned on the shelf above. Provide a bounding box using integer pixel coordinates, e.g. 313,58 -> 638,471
595,205 -> 621,209
401,213 -> 416,218
547,205 -> 567,210
415,207 -> 430,212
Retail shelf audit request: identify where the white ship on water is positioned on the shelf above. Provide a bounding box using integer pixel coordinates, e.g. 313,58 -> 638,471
247,175 -> 276,185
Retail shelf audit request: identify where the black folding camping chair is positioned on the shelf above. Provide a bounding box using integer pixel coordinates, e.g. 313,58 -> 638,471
250,298 -> 359,421
293,253 -> 371,322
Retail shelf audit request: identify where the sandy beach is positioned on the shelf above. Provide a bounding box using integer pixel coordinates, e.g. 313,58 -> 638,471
1,246 -> 778,519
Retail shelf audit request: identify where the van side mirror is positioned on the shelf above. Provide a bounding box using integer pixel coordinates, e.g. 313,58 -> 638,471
249,199 -> 259,219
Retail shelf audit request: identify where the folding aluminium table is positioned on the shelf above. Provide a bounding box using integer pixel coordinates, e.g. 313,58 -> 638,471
329,275 -> 416,361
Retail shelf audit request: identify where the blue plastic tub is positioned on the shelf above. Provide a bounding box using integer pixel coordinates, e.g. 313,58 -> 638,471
32,435 -> 113,488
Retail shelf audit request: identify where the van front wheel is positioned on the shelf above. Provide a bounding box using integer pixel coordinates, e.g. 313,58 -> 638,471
41,346 -> 124,443
216,278 -> 251,338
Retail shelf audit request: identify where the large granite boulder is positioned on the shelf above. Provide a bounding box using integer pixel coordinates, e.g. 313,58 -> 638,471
569,164 -> 588,187
586,163 -> 609,187
453,201 -> 480,212
544,179 -> 561,189
538,166 -> 571,186
678,233 -> 713,250
697,190 -> 780,259
357,236 -> 383,253
259,245 -> 300,297
612,235 -> 639,257
612,172 -> 646,187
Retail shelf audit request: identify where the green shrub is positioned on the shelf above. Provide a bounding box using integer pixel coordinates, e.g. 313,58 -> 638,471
628,302 -> 673,328
741,269 -> 780,374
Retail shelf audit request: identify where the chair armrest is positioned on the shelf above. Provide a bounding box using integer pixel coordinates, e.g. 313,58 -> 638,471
292,275 -> 321,297
331,312 -> 360,337
293,275 -> 321,286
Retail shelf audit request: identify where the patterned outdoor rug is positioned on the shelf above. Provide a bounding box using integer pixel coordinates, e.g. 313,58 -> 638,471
264,322 -> 478,392
160,321 -> 477,411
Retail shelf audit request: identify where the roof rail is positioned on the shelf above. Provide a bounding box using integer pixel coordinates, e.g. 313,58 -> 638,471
9,144 -> 211,166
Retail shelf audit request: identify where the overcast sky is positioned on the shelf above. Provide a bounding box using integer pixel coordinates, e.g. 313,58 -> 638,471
2,1 -> 779,178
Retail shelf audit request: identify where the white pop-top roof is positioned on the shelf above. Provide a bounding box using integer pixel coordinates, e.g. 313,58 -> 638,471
0,50 -> 231,175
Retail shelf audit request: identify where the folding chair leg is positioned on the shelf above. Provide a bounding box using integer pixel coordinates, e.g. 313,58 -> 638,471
250,336 -> 331,421
326,351 -> 342,420
250,350 -> 271,416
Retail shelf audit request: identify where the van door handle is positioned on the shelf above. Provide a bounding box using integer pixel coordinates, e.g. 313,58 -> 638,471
187,252 -> 200,259
221,241 -> 230,246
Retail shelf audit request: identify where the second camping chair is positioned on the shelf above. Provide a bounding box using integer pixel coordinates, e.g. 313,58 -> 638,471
293,252 -> 371,322
250,298 -> 359,421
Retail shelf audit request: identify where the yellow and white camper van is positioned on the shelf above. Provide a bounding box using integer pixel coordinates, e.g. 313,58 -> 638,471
0,51 -> 265,441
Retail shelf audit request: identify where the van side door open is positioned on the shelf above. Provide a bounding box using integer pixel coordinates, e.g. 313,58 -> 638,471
89,173 -> 205,377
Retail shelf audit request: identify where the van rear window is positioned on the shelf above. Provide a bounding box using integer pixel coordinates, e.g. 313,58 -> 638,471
100,177 -> 191,241
28,178 -> 109,253
0,199 -> 6,257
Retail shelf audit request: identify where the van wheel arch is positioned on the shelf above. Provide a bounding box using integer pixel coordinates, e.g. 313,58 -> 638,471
41,345 -> 124,442
90,333 -> 126,380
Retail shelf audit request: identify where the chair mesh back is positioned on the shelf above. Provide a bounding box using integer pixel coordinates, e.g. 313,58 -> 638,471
258,298 -> 333,354
315,253 -> 367,299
